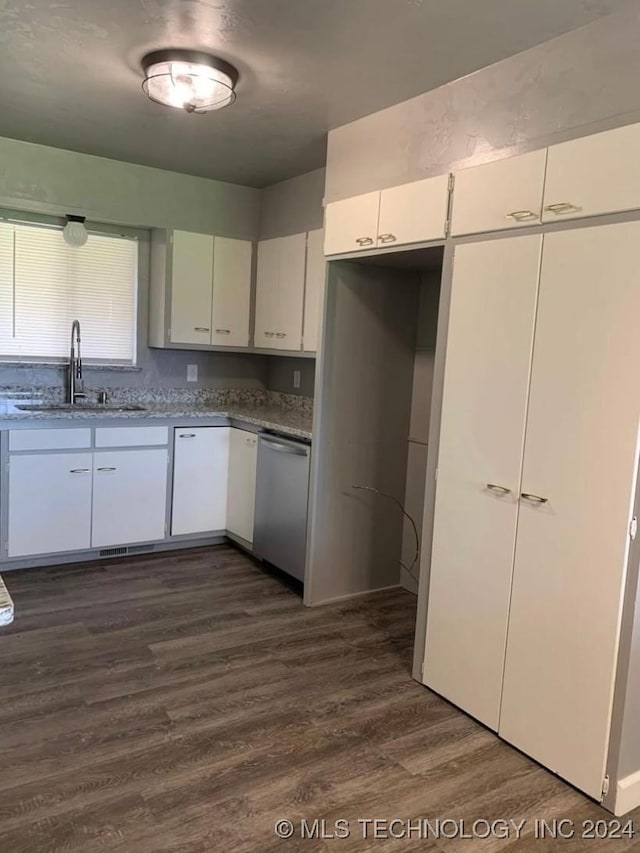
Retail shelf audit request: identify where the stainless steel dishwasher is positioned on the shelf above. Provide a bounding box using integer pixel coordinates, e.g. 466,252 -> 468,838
253,433 -> 311,583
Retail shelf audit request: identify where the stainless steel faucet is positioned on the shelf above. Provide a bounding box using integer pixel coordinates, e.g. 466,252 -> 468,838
68,320 -> 86,405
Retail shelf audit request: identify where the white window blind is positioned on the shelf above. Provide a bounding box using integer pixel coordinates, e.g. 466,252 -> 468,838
0,221 -> 137,363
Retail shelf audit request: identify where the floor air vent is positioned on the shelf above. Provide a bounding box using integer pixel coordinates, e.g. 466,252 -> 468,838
99,545 -> 156,558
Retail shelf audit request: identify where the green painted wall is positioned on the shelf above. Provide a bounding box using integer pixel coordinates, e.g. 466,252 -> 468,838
0,136 -> 260,238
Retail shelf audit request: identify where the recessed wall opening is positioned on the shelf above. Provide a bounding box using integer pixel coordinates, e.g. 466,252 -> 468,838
305,244 -> 444,606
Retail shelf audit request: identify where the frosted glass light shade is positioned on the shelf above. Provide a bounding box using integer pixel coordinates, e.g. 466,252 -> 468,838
141,50 -> 238,114
63,219 -> 88,247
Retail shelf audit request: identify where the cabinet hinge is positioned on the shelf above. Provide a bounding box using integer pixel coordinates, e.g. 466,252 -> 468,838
444,219 -> 451,237
435,467 -> 439,482
448,174 -> 455,193
630,517 -> 638,541
602,775 -> 610,798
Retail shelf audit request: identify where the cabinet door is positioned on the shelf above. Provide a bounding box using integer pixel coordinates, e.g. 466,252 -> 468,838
543,122 -> 640,223
92,449 -> 168,547
377,175 -> 450,247
450,149 -> 547,236
500,222 -> 640,799
172,427 -> 230,535
169,230 -> 214,345
302,229 -> 325,353
255,234 -> 306,351
211,237 -> 252,347
227,428 -> 258,543
423,235 -> 542,730
324,192 -> 380,256
8,453 -> 93,556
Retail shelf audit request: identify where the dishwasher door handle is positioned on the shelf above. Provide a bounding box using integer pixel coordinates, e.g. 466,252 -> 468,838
261,438 -> 309,457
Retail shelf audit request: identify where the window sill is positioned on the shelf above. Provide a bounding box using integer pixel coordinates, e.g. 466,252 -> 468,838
0,361 -> 142,373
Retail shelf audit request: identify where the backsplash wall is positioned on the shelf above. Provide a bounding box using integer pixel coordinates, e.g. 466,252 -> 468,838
266,357 -> 316,398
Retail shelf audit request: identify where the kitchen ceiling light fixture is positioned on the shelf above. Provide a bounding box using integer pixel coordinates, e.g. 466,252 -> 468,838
63,215 -> 88,247
141,49 -> 238,114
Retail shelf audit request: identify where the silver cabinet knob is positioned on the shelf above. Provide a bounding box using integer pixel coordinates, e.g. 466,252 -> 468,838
544,202 -> 580,215
506,210 -> 538,222
521,492 -> 548,504
487,483 -> 512,495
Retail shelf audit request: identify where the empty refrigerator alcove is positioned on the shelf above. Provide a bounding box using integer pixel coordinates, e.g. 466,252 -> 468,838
305,245 -> 444,607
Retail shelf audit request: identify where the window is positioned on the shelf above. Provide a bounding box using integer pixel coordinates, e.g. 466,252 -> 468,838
0,220 -> 138,364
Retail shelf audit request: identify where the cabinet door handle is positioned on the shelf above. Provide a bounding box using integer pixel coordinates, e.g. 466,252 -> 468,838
506,209 -> 538,222
521,492 -> 548,504
356,237 -> 374,246
194,327 -> 210,333
487,483 -> 512,496
97,467 -> 117,472
378,233 -> 397,243
214,329 -> 231,334
264,331 -> 275,338
275,332 -> 286,338
69,468 -> 90,474
544,202 -> 580,215
179,433 -> 196,438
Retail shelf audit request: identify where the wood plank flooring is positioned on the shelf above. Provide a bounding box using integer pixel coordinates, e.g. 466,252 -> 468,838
0,544 -> 638,852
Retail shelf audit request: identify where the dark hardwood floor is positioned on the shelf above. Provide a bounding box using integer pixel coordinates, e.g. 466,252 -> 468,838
0,545 -> 637,852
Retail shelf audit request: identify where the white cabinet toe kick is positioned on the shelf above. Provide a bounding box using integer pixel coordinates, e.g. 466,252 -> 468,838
0,420 -> 309,569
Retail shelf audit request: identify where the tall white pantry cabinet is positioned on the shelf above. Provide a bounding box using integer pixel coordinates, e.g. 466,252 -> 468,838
423,221 -> 640,805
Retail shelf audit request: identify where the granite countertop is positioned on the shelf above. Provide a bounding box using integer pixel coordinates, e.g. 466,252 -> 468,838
0,402 -> 313,440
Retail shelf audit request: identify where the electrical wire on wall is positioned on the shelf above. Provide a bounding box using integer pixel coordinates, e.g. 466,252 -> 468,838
351,484 -> 420,585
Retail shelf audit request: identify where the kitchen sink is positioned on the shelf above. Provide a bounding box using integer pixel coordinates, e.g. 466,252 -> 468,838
16,403 -> 147,413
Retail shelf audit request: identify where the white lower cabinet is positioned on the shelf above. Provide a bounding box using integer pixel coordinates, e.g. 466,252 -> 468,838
92,449 -> 169,548
425,220 -> 640,802
8,453 -> 93,557
172,427 -> 230,535
424,235 -> 542,730
227,428 -> 258,543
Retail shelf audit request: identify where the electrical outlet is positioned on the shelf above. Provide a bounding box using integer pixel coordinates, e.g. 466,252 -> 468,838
293,370 -> 301,390
187,364 -> 198,383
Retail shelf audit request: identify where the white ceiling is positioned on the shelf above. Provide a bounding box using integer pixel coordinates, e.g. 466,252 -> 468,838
0,0 -> 629,187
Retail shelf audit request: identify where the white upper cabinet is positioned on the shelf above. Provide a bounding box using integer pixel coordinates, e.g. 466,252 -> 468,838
377,175 -> 450,247
324,178 -> 450,255
255,233 -> 306,351
542,122 -> 640,223
302,229 -> 325,353
450,149 -> 547,236
211,237 -> 252,347
149,229 -> 253,350
169,230 -> 215,345
324,192 -> 380,255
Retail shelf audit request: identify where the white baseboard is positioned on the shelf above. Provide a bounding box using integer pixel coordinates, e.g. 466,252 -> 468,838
614,770 -> 640,816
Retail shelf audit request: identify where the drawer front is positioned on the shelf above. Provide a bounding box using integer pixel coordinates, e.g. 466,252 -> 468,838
95,426 -> 169,448
9,428 -> 92,452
